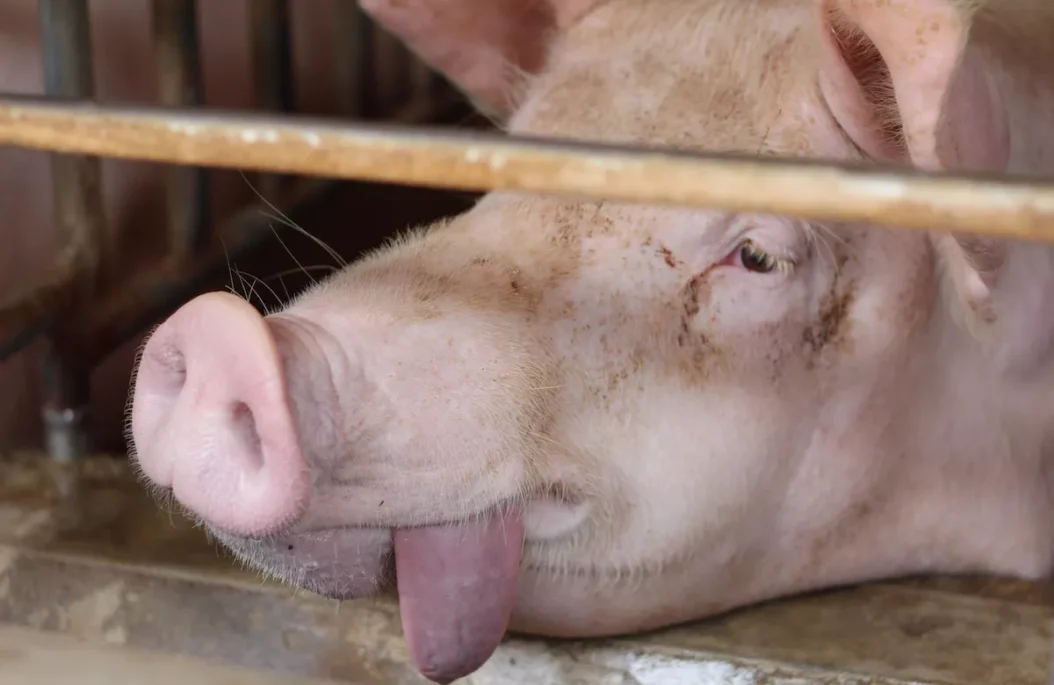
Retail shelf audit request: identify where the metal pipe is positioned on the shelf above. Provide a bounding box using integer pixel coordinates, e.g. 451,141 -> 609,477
331,0 -> 369,118
0,246 -> 78,346
35,0 -> 108,462
36,0 -> 107,286
409,58 -> 439,108
2,95 -> 1054,242
0,320 -> 50,363
249,0 -> 295,199
250,0 -> 295,114
153,0 -> 211,257
372,26 -> 410,116
39,341 -> 90,463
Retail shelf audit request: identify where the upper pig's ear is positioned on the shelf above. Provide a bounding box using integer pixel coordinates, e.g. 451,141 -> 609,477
812,0 -> 1010,323
812,0 -> 1008,171
360,0 -> 600,117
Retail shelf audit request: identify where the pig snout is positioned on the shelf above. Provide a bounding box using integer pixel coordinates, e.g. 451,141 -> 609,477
129,288 -> 543,684
130,291 -> 310,538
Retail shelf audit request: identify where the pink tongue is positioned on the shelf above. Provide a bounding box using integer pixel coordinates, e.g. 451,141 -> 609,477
393,509 -> 523,684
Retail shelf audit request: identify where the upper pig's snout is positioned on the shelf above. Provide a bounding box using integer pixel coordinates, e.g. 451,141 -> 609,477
129,291 -> 310,539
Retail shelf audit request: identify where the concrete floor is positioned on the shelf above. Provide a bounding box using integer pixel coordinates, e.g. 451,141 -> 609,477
0,451 -> 1049,684
0,624 -> 342,684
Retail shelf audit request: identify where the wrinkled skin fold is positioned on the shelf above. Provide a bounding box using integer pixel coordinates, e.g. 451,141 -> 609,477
128,0 -> 1054,682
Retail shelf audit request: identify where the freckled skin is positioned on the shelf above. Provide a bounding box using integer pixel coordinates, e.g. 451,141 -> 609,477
131,0 -> 1054,662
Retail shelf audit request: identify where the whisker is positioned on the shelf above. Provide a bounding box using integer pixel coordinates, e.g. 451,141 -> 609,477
231,264 -> 254,302
221,235 -> 243,300
231,267 -> 284,313
267,219 -> 320,288
264,264 -> 340,282
238,170 -> 347,268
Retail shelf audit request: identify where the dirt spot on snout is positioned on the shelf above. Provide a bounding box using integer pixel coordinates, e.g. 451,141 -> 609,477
354,242 -> 546,324
471,257 -> 522,295
547,200 -> 615,252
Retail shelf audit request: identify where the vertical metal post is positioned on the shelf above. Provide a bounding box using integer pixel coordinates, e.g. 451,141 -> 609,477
36,0 -> 106,285
36,0 -> 107,462
249,0 -> 295,199
372,27 -> 409,116
153,0 -> 210,259
409,56 -> 439,108
331,0 -> 369,118
39,343 -> 91,463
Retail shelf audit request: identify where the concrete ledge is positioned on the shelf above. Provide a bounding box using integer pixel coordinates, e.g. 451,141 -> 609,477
0,625 -> 343,685
0,452 -> 1050,684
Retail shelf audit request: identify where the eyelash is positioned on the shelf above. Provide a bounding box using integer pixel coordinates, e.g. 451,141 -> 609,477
733,240 -> 795,275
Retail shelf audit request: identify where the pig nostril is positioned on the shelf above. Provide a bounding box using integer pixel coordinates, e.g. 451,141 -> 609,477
230,401 -> 265,470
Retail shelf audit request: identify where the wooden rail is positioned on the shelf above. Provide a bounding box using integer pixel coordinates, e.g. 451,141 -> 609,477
2,95 -> 1054,242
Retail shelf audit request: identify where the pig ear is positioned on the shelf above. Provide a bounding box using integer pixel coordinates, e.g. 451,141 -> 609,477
813,0 -> 1010,320
359,0 -> 599,117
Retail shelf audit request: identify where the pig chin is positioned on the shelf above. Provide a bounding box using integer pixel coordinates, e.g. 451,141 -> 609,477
208,525 -> 396,601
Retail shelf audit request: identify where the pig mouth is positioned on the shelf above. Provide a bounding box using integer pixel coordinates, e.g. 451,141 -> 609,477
203,507 -> 525,684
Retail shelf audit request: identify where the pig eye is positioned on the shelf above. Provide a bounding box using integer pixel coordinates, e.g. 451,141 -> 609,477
736,240 -> 793,275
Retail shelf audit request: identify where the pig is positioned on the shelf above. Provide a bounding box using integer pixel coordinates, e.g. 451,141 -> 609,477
0,0 -> 354,453
128,0 -> 1054,683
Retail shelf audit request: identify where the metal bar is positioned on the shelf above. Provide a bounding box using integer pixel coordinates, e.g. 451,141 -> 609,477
39,340 -> 90,463
409,58 -> 439,107
372,26 -> 410,116
153,0 -> 211,257
0,246 -> 78,344
1,96 -> 1054,241
249,0 -> 295,199
249,0 -> 295,113
35,0 -> 107,286
331,0 -> 369,118
0,321 -> 49,363
35,0 -> 108,462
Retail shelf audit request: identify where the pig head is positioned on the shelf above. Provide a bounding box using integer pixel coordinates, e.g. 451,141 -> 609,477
128,0 -> 1054,682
